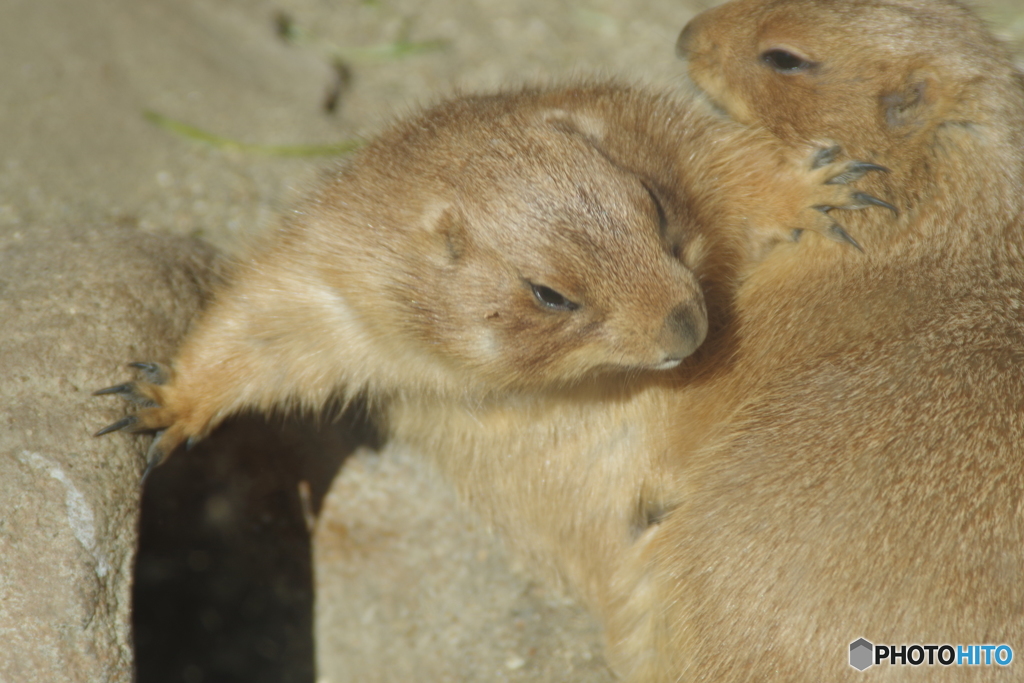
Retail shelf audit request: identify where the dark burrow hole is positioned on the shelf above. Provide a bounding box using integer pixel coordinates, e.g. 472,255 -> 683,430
133,407 -> 377,683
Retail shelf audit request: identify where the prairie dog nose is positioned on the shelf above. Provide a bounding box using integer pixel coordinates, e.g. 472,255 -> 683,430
676,11 -> 712,59
659,301 -> 708,366
676,19 -> 696,58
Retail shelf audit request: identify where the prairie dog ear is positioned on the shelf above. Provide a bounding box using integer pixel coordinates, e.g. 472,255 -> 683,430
537,108 -> 608,146
420,201 -> 469,262
881,71 -> 942,130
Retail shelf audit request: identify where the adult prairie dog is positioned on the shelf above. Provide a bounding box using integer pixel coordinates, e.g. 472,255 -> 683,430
601,1 -> 1024,681
96,82 -> 881,628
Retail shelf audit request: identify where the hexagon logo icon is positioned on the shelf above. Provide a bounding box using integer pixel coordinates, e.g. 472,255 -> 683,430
850,638 -> 874,671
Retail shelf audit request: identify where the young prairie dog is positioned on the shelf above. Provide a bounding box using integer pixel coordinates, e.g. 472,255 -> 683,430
96,82 -> 886,650
600,1 -> 1024,681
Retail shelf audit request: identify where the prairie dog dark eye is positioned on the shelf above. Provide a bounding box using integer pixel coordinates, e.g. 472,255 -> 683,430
642,182 -> 668,236
761,48 -> 816,73
530,283 -> 580,312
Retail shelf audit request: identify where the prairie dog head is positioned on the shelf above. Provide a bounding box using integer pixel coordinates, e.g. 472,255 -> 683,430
676,0 -> 1022,154
362,99 -> 708,391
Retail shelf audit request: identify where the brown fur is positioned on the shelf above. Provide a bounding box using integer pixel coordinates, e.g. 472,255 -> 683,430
600,0 -> 1024,680
96,81 -> 884,673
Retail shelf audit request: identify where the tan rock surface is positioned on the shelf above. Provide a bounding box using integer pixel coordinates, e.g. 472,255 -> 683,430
0,224 -> 217,683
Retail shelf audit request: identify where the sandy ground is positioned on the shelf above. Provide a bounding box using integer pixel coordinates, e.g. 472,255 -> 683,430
3,1 -> 1022,682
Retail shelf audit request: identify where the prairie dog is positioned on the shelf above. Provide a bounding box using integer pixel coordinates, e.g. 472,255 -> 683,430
597,1 -> 1024,681
96,82 -> 883,627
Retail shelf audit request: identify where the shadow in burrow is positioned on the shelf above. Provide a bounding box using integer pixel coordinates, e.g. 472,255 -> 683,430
132,405 -> 379,683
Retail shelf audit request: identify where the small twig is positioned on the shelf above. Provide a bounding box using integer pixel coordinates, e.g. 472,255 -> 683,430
143,110 -> 361,158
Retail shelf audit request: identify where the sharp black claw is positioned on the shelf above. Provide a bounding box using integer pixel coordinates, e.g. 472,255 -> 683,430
825,161 -> 891,185
140,449 -> 161,486
92,381 -> 157,406
128,361 -> 168,385
850,162 -> 891,175
93,383 -> 134,397
94,415 -> 138,437
829,224 -> 864,252
812,145 -> 841,169
140,432 -> 173,485
854,192 -> 900,217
